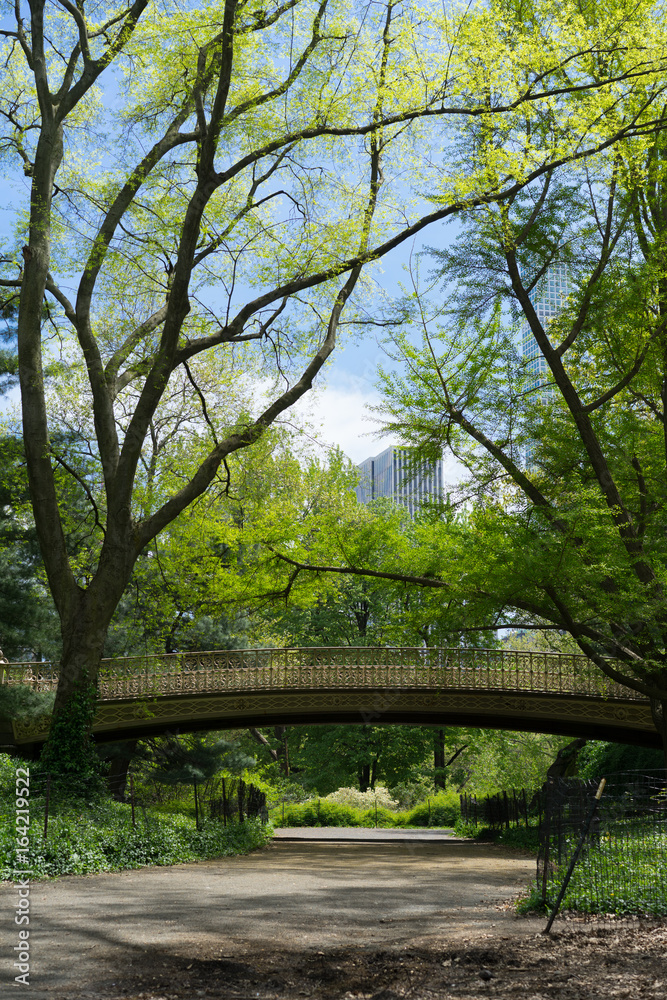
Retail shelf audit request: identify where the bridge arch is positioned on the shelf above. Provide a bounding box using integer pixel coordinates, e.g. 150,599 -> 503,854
1,646 -> 658,751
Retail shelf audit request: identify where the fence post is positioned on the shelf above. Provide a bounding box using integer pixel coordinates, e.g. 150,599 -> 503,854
543,778 -> 606,934
540,783 -> 551,906
194,778 -> 200,831
130,774 -> 136,829
43,775 -> 51,840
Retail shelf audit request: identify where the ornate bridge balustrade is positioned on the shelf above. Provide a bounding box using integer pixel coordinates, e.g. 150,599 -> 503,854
0,647 -> 655,748
0,646 -> 647,700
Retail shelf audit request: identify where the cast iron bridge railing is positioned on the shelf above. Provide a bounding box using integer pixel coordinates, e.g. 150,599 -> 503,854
2,647 -> 656,748
0,645 -> 645,702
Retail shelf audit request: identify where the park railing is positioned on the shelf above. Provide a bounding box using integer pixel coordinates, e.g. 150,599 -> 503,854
537,771 -> 667,917
0,646 -> 645,702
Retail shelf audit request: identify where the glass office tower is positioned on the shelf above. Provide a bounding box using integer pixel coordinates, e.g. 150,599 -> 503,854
356,446 -> 443,518
520,262 -> 571,465
521,262 -> 571,379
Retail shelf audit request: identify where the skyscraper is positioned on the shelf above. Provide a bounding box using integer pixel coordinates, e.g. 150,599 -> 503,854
356,445 -> 443,518
521,262 -> 571,380
520,262 -> 571,466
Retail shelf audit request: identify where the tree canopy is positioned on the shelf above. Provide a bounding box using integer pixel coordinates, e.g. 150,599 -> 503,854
265,133 -> 667,762
2,0 -> 667,774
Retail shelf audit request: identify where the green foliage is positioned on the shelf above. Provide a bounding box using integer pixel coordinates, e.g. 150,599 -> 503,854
0,683 -> 54,721
323,785 -> 399,810
278,800 -> 373,828
287,724 -> 437,795
447,729 -> 569,795
0,432 -> 60,661
0,796 -> 270,880
540,832 -> 667,917
38,678 -> 103,797
515,886 -> 550,915
576,742 -> 665,778
274,789 -> 459,828
453,818 -> 540,853
0,752 -> 28,793
338,136 -> 667,764
404,790 -> 460,827
147,734 -> 255,786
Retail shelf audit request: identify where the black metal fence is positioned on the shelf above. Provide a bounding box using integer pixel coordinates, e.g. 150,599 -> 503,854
460,788 -> 531,829
11,769 -> 267,839
208,777 -> 268,825
537,771 -> 667,917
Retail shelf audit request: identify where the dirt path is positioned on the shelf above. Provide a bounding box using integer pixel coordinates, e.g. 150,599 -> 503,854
1,838 -> 665,999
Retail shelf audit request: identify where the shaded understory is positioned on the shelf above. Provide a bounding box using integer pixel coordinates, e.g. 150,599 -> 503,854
47,922 -> 667,1000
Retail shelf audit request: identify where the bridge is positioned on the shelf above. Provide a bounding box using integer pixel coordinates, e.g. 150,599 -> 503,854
0,646 -> 659,751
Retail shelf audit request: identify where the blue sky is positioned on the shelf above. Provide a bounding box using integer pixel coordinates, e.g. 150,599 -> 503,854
0,136 -> 460,472
295,223 -> 457,469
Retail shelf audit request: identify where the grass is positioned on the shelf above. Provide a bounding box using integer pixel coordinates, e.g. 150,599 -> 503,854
544,830 -> 667,917
453,818 -> 541,851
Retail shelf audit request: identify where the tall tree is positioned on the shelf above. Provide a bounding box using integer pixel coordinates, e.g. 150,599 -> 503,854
276,139 -> 667,761
0,0 -> 665,770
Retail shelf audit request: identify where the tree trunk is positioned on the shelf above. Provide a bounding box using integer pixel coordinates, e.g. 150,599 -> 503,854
358,762 -> 371,792
105,740 -> 137,800
434,728 -> 446,790
248,727 -> 280,764
274,726 -> 290,776
52,583 -> 121,716
649,698 -> 667,772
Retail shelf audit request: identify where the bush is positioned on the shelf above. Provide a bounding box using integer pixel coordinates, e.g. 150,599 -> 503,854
275,789 -> 460,828
323,785 -> 399,811
453,818 -> 540,851
280,800 -> 364,827
390,779 -> 432,811
577,741 -> 664,778
405,789 -> 460,827
362,806 -> 398,827
0,795 -> 271,880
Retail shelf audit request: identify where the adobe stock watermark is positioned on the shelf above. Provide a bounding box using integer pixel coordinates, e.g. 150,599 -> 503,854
12,766 -> 31,986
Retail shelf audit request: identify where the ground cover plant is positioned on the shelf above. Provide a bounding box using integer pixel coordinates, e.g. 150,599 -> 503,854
453,819 -> 541,853
0,794 -> 270,880
0,753 -> 270,880
536,826 -> 667,918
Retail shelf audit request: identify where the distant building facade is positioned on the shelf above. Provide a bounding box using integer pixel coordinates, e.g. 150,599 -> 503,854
356,446 -> 444,518
520,263 -> 571,466
521,262 -> 571,381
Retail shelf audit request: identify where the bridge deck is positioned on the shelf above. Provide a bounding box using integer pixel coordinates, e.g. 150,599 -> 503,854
1,647 -> 656,749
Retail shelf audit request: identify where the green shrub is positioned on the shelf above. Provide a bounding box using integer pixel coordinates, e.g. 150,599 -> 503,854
361,806 -> 399,827
279,800 -> 364,827
0,753 -> 31,794
577,741 -> 664,778
0,797 -> 270,880
405,789 -> 460,827
323,785 -> 399,811
275,789 -> 461,828
496,825 -> 540,851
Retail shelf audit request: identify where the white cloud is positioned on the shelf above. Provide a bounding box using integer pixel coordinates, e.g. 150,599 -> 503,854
291,375 -> 464,487
291,375 -> 397,464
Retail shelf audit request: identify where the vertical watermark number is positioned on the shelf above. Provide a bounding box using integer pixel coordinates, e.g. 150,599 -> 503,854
13,767 -> 31,985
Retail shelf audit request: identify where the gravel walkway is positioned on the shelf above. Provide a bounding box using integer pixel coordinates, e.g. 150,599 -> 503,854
1,838 -> 536,998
